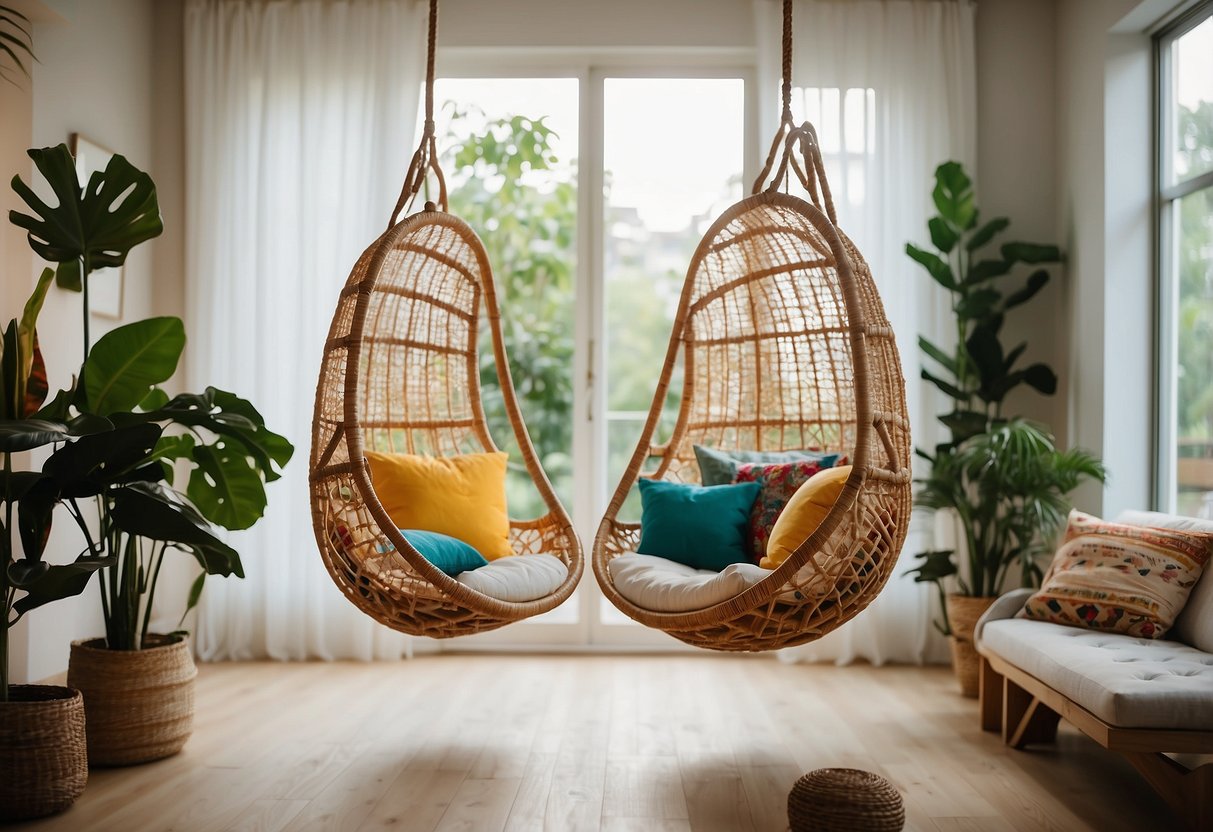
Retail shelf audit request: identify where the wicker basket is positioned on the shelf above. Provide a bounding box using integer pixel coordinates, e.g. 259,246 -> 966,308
0,685 -> 88,820
67,634 -> 197,766
946,595 -> 998,698
788,768 -> 904,832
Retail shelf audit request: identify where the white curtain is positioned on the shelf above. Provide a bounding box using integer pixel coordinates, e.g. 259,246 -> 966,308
754,0 -> 978,665
184,0 -> 425,660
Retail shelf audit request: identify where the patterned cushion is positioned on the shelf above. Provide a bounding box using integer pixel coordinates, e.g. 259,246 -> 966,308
734,458 -> 846,561
1021,510 -> 1213,638
693,444 -> 842,486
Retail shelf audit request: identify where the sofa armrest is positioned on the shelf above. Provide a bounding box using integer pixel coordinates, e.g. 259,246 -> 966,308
974,588 -> 1034,649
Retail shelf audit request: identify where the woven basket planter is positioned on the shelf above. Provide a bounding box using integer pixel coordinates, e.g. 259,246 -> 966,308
67,634 -> 197,766
947,595 -> 998,698
0,685 -> 88,820
788,768 -> 904,831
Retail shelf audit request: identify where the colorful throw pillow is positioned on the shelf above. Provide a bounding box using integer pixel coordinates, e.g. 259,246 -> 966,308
636,479 -> 761,571
364,450 -> 512,560
734,459 -> 835,560
1021,510 -> 1213,638
399,529 -> 489,577
763,465 -> 853,569
693,444 -> 842,486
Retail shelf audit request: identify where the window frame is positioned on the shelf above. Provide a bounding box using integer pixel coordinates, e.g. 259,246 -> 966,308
1153,1 -> 1213,513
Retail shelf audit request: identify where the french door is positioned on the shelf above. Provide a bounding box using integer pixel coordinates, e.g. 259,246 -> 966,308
434,64 -> 752,648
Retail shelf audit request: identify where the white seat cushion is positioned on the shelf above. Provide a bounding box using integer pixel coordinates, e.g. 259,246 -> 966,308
608,553 -> 772,613
982,618 -> 1213,730
1117,509 -> 1213,653
456,555 -> 567,603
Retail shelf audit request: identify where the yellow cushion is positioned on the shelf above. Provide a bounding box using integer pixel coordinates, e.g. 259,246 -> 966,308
364,451 -> 512,560
762,465 -> 852,569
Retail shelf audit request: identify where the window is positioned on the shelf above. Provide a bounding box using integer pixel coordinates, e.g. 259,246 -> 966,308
1158,5 -> 1213,516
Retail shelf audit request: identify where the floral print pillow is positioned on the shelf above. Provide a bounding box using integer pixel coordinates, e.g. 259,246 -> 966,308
734,457 -> 847,563
1021,510 -> 1213,638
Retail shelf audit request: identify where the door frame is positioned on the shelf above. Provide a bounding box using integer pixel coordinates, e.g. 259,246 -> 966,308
433,49 -> 758,651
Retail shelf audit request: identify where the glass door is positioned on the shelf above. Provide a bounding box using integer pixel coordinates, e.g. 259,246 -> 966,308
432,70 -> 749,648
591,74 -> 747,645
433,76 -> 586,645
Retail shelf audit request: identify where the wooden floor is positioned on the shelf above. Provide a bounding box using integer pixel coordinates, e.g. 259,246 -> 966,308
17,654 -> 1172,832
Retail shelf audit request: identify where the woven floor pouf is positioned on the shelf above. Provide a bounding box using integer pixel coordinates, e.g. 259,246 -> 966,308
788,768 -> 905,832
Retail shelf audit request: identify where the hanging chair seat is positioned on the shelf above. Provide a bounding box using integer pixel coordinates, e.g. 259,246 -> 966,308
593,167 -> 912,651
311,209 -> 583,638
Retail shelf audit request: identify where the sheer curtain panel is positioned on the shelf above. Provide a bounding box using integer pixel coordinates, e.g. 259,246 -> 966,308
754,0 -> 978,665
184,0 -> 425,660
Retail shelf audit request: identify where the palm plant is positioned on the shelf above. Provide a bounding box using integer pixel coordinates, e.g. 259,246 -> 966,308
0,4 -> 34,86
908,419 -> 1106,634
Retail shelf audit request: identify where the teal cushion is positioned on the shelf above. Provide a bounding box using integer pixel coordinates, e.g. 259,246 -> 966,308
401,529 -> 489,577
636,479 -> 761,571
693,444 -> 843,486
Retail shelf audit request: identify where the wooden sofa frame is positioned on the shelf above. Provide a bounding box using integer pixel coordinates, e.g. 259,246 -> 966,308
979,650 -> 1212,830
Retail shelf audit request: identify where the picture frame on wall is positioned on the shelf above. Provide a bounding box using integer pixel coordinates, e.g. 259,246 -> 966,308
70,132 -> 125,320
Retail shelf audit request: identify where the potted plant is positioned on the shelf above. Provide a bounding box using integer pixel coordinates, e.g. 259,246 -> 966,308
904,162 -> 1104,694
0,270 -> 118,818
7,144 -> 293,765
911,420 -> 1105,694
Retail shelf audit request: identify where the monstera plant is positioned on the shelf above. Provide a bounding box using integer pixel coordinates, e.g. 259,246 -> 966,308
5,144 -> 293,765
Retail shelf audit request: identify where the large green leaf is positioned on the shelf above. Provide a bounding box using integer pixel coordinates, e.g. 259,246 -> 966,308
109,482 -> 242,577
122,386 -> 293,484
917,336 -> 956,375
965,323 -> 1005,399
16,474 -> 57,561
42,423 -> 162,496
187,441 -> 267,530
928,217 -> 959,254
964,259 -> 1011,285
964,217 -> 1010,252
1000,241 -> 1062,265
0,418 -> 70,452
921,368 -> 968,402
82,316 -> 185,415
1003,269 -> 1050,310
905,549 -> 959,584
939,410 -> 989,444
905,244 -> 957,291
13,555 -> 115,615
956,288 -> 1001,321
1022,363 -> 1058,395
208,388 -> 294,480
931,162 -> 976,230
9,144 -> 163,290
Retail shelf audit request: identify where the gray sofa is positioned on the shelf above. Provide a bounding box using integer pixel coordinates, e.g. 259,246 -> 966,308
974,510 -> 1213,831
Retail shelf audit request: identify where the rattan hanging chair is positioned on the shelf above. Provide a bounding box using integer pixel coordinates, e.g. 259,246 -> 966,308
309,0 -> 582,638
592,0 -> 912,652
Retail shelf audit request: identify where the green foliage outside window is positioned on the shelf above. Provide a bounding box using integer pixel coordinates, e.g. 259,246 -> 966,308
442,106 -> 576,518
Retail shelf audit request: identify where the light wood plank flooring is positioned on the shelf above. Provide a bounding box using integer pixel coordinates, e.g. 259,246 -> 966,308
15,655 -> 1172,831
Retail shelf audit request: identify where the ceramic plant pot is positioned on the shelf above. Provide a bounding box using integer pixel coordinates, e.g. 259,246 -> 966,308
67,634 -> 197,766
946,594 -> 998,698
0,684 -> 88,820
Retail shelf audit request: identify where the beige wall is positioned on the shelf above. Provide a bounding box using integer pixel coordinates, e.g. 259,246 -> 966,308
975,0 -> 1066,444
1056,0 -> 1159,516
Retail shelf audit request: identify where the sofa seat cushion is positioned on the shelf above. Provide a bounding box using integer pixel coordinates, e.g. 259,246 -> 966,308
982,618 -> 1213,730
